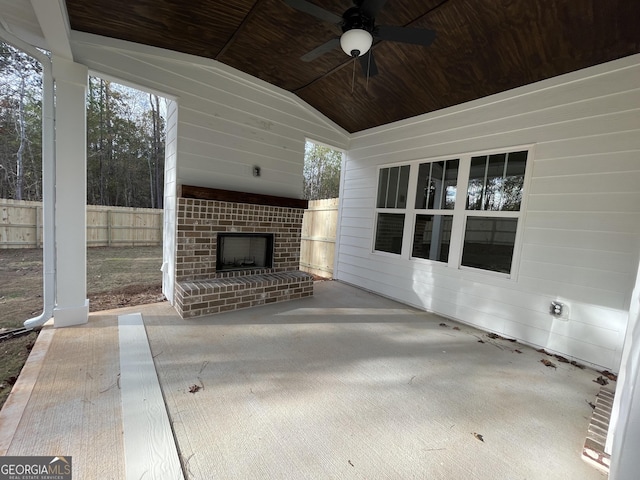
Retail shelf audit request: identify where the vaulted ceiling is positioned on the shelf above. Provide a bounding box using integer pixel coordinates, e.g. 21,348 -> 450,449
65,0 -> 640,133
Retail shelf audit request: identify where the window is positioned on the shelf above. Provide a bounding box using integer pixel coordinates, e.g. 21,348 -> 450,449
462,150 -> 528,273
374,166 -> 409,254
411,159 -> 458,263
373,148 -> 530,277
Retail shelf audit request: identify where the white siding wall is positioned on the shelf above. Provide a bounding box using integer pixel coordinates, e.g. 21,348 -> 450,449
338,55 -> 640,369
70,32 -> 349,199
162,100 -> 178,303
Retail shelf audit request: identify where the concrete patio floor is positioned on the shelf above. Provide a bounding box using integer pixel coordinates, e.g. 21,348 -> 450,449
0,280 -> 608,479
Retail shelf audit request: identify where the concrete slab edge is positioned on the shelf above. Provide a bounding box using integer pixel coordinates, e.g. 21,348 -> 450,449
0,321 -> 56,455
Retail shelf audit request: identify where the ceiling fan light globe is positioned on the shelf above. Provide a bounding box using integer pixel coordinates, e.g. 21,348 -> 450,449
340,29 -> 373,57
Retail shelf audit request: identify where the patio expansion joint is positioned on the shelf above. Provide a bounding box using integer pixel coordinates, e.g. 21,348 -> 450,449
118,313 -> 185,480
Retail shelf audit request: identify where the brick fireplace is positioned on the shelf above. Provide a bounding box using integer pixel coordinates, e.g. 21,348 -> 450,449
173,186 -> 313,318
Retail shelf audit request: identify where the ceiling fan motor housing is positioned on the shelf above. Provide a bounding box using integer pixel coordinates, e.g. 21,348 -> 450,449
341,7 -> 375,33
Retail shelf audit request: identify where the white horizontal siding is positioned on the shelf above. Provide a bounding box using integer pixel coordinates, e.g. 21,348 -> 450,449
70,32 -> 349,199
337,54 -> 640,369
162,100 -> 178,304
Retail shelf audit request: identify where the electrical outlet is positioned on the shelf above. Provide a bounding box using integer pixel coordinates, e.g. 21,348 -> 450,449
550,301 -> 563,316
550,300 -> 570,320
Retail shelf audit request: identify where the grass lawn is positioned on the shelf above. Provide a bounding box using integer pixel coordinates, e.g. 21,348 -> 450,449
0,246 -> 164,408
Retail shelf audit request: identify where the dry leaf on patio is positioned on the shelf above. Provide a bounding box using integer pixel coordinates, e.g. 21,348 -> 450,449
189,384 -> 202,393
514,349 -> 522,354
555,354 -> 570,363
571,360 -> 585,369
486,333 -> 499,339
593,376 -> 609,386
439,323 -> 448,327
473,432 -> 484,442
600,370 -> 618,381
541,359 -> 556,369
453,326 -> 461,331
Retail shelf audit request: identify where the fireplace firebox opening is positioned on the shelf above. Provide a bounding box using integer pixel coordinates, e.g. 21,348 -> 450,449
216,233 -> 274,272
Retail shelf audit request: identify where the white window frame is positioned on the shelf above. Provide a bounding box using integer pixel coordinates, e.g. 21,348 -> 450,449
372,145 -> 534,280
371,164 -> 411,257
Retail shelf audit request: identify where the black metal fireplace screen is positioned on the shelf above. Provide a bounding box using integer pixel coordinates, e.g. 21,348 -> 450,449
216,233 -> 274,272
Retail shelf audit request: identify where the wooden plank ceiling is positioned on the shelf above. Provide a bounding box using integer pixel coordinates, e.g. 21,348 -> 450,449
65,0 -> 640,133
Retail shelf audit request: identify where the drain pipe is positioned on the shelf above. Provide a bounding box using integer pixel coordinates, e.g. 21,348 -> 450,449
24,56 -> 55,329
0,28 -> 56,329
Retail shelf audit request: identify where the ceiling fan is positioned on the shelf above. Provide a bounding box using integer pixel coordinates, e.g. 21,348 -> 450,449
284,0 -> 436,76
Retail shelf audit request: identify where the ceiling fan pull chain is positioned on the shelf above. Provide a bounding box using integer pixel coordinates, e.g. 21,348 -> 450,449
366,51 -> 371,90
351,57 -> 356,94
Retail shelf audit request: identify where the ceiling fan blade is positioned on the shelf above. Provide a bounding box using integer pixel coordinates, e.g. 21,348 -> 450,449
359,50 -> 378,77
301,37 -> 341,62
376,25 -> 436,46
358,0 -> 388,18
283,0 -> 343,25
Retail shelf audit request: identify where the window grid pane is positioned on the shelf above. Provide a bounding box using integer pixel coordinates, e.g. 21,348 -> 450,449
375,213 -> 405,254
466,151 -> 527,211
377,166 -> 410,210
461,217 -> 518,274
376,168 -> 389,208
387,167 -> 399,208
502,151 -> 527,211
443,159 -> 459,210
412,214 -> 453,263
467,156 -> 486,210
415,159 -> 459,210
398,165 -> 410,208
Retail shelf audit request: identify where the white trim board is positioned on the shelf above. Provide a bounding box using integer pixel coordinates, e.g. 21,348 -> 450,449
118,313 -> 184,480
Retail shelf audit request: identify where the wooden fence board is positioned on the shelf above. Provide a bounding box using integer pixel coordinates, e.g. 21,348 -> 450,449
0,199 -> 163,248
300,198 -> 338,278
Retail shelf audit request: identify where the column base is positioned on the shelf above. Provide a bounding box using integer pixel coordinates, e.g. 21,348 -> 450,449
54,299 -> 89,328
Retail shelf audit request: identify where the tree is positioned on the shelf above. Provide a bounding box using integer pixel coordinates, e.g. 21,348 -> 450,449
0,43 -> 166,208
86,77 -> 165,208
0,44 -> 42,201
303,142 -> 342,200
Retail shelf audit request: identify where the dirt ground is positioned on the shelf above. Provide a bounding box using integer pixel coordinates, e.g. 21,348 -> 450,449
0,246 -> 164,408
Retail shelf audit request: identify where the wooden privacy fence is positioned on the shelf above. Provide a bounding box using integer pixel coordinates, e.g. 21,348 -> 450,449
300,198 -> 339,279
0,199 -> 163,248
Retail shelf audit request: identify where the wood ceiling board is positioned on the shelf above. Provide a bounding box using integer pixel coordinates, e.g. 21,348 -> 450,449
217,0 -> 346,90
65,0 -> 258,59
64,0 -> 640,133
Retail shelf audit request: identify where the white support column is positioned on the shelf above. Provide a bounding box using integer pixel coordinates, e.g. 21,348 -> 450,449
608,260 -> 640,479
52,56 -> 89,327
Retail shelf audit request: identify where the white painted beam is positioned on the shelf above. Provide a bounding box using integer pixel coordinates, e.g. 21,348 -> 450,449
30,0 -> 72,59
